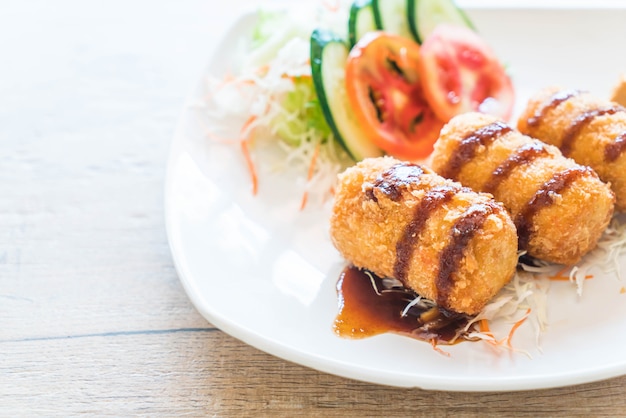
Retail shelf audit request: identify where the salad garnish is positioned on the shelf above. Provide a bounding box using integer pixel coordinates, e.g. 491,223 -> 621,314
200,0 -> 626,354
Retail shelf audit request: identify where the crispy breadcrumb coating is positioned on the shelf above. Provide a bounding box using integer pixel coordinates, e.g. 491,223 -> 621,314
518,86 -> 626,211
330,156 -> 518,315
432,112 -> 615,265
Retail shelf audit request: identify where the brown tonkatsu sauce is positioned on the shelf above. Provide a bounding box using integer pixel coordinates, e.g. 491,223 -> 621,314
440,121 -> 512,180
482,142 -> 549,194
526,89 -> 583,127
436,202 -> 498,307
515,166 -> 594,249
366,162 -> 497,314
605,132 -> 626,162
525,90 -> 626,163
334,266 -> 469,344
368,162 -> 425,202
560,106 -> 626,156
393,185 -> 459,283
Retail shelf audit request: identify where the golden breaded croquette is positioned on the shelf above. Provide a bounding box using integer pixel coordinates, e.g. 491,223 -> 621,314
431,112 -> 615,265
329,156 -> 518,315
517,86 -> 626,211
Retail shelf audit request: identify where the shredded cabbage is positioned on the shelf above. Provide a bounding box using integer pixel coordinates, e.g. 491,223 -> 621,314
202,4 -> 354,207
273,75 -> 332,145
466,217 -> 626,355
466,268 -> 550,356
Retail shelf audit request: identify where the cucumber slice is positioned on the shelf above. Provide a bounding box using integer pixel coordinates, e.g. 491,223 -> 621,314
348,0 -> 377,47
310,29 -> 383,161
372,0 -> 413,39
408,0 -> 474,43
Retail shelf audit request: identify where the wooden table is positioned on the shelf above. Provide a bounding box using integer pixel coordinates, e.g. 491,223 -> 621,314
3,0 -> 626,415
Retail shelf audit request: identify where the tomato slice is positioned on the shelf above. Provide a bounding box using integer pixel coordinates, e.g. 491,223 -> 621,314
345,31 -> 445,160
418,24 -> 514,122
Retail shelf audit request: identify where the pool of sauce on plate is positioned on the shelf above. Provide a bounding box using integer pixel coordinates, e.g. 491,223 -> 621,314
333,266 -> 470,345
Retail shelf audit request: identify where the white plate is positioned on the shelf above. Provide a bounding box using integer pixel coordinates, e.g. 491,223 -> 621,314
165,4 -> 626,391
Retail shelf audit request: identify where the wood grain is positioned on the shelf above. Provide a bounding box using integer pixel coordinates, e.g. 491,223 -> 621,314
4,330 -> 626,416
3,0 -> 626,416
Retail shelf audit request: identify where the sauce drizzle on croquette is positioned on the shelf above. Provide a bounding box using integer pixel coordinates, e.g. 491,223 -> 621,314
437,202 -> 500,306
367,162 -> 425,202
366,161 -> 503,311
394,185 -> 459,282
524,88 -> 626,164
560,106 -> 626,156
526,89 -> 583,127
440,121 -> 512,180
606,132 -> 626,162
482,141 -> 550,194
515,166 -> 596,250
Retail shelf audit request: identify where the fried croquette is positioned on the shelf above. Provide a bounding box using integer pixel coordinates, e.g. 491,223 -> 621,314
517,86 -> 626,211
431,112 -> 615,265
329,156 -> 518,315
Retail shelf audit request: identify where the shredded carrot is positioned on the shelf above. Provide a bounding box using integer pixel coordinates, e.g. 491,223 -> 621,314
306,143 -> 320,185
548,265 -> 593,281
215,73 -> 257,98
255,64 -> 270,76
212,72 -> 251,92
322,185 -> 336,204
299,142 -> 321,210
621,287 -> 626,294
430,339 -> 451,357
233,78 -> 257,97
549,275 -> 592,281
322,0 -> 340,12
204,74 -> 259,111
239,115 -> 259,195
283,73 -> 313,81
240,140 -> 258,195
479,319 -> 489,333
476,312 -> 531,350
204,74 -> 234,103
299,193 -> 308,211
240,115 -> 257,138
548,265 -> 570,280
263,101 -> 272,117
505,308 -> 531,348
238,78 -> 258,86
217,72 -> 236,86
547,265 -> 593,281
479,319 -> 494,337
478,319 -> 498,346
